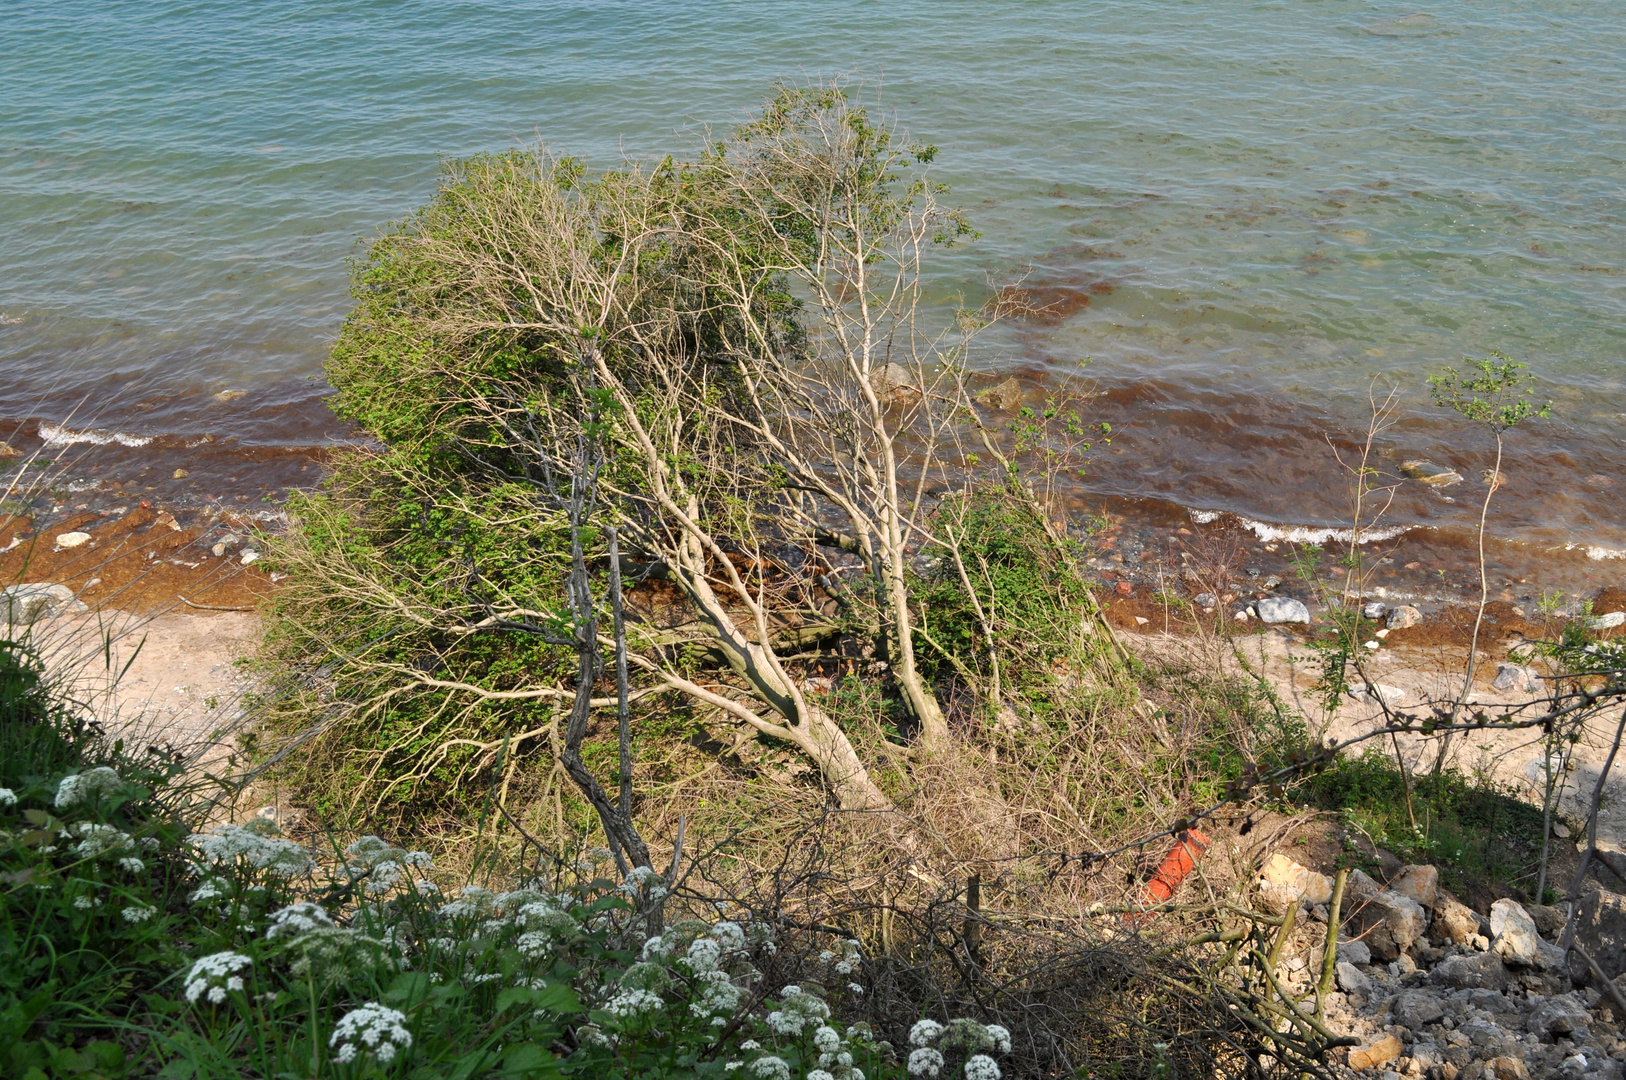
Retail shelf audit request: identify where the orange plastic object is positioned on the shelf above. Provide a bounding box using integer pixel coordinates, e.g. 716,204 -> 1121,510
1140,828 -> 1212,907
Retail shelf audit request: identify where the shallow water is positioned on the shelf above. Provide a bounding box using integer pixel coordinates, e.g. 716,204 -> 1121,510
3,0 -> 1623,568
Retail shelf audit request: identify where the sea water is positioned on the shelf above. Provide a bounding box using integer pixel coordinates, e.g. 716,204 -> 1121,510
3,0 -> 1622,555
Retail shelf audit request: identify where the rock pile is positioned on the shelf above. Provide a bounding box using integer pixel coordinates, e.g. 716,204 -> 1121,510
1255,855 -> 1626,1078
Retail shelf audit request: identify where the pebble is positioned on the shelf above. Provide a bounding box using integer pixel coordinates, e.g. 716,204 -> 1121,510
1492,663 -> 1539,694
1363,601 -> 1388,620
55,531 -> 92,549
240,549 -> 260,565
1194,592 -> 1218,610
173,468 -> 189,479
1350,683 -> 1407,706
1253,596 -> 1311,624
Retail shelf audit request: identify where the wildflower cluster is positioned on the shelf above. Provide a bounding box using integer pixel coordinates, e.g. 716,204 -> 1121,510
184,951 -> 253,1004
330,1001 -> 413,1064
189,820 -> 314,878
54,766 -> 128,809
906,1018 -> 1009,1080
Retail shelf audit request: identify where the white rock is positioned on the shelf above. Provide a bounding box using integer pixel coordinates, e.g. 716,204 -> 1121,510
1259,853 -> 1333,905
55,531 -> 91,549
1349,683 -> 1407,706
1586,611 -> 1625,630
1362,601 -> 1388,619
1254,597 -> 1311,624
1490,898 -> 1542,966
240,549 -> 260,565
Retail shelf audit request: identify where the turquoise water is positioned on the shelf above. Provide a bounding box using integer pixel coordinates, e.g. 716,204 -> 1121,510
3,0 -> 1623,552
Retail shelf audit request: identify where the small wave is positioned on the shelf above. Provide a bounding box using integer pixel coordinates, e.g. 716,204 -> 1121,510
39,423 -> 153,448
1188,508 -> 1414,545
1585,546 -> 1626,562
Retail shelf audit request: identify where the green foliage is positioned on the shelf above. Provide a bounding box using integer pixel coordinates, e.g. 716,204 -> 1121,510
1428,352 -> 1551,433
1299,749 -> 1548,898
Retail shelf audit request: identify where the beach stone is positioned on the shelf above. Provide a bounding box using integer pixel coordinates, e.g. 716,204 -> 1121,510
1,583 -> 88,626
1587,611 -> 1626,630
1430,952 -> 1510,991
1493,663 -> 1540,694
1194,592 -> 1218,610
974,377 -> 1023,412
1390,865 -> 1440,910
55,531 -> 91,548
1436,896 -> 1489,946
1571,889 -> 1626,981
1259,853 -> 1333,906
1339,940 -> 1373,966
1491,900 -> 1541,966
240,549 -> 260,566
1349,1034 -> 1403,1071
0,441 -> 20,458
1388,605 -> 1423,630
1254,596 -> 1311,624
1363,601 -> 1388,619
172,468 -> 189,479
1337,960 -> 1372,994
1350,683 -> 1407,706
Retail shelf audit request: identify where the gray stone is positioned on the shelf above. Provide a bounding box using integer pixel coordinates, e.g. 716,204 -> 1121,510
1528,995 -> 1590,1040
1587,611 -> 1626,630
1347,869 -> 1384,903
1393,989 -> 1447,1030
1338,960 -> 1372,995
1194,592 -> 1218,610
871,363 -> 921,405
1390,865 -> 1440,910
1493,662 -> 1540,694
1350,683 -> 1408,706
1363,601 -> 1388,620
1254,596 -> 1311,624
1339,940 -> 1373,966
1526,905 -> 1567,937
1572,889 -> 1626,981
1430,952 -> 1511,991
1491,899 -> 1543,966
1388,605 -> 1424,630
1348,889 -> 1430,962
1,583 -> 87,626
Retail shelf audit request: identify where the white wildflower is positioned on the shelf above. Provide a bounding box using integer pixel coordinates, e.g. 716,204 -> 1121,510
750,1056 -> 790,1080
0,787 -> 16,807
577,1023 -> 614,1047
689,968 -> 743,1017
767,985 -> 830,1035
809,1072 -> 835,1080
402,850 -> 432,868
73,894 -> 97,910
641,934 -> 671,959
724,1061 -> 742,1072
814,1026 -> 842,1054
516,931 -> 557,959
908,1048 -> 945,1078
189,823 -> 313,877
683,936 -> 722,974
266,901 -> 335,940
985,1025 -> 1012,1054
964,1054 -> 1001,1080
740,1040 -> 761,1051
603,987 -> 662,1018
365,860 -> 403,895
330,1001 -> 412,1065
122,904 -> 157,923
910,1019 -> 945,1048
184,951 -> 252,1005
437,885 -> 495,920
818,950 -> 835,963
343,835 -> 399,868
619,865 -> 667,901
414,879 -> 440,896
117,856 -> 146,874
54,767 -> 124,809
711,920 -> 745,951
75,823 -> 132,858
848,982 -> 864,995
189,877 -> 229,904
835,960 -> 854,975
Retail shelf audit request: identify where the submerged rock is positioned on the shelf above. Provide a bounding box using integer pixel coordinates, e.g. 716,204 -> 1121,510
870,363 -> 921,405
974,377 -> 1024,412
2,583 -> 88,626
1401,459 -> 1464,487
1254,596 -> 1310,624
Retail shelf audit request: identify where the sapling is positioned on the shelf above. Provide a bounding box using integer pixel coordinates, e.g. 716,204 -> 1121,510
1427,353 -> 1550,776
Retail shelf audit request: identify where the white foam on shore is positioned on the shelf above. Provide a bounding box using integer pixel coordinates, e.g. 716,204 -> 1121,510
1188,508 -> 1414,546
39,423 -> 152,449
1584,545 -> 1626,561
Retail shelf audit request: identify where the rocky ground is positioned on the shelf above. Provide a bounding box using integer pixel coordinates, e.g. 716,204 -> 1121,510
1257,853 -> 1626,1079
